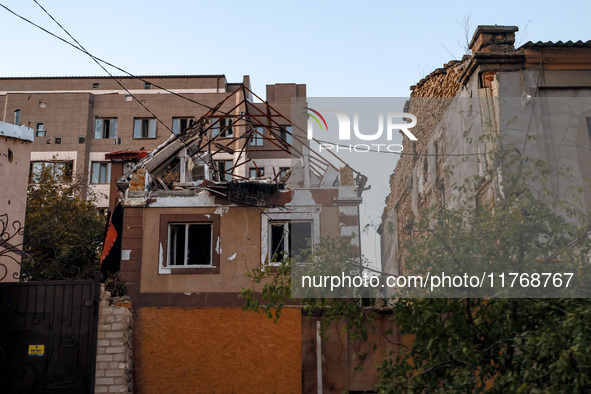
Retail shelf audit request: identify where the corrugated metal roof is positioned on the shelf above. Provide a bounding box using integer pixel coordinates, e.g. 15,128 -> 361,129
520,40 -> 591,48
0,74 -> 226,80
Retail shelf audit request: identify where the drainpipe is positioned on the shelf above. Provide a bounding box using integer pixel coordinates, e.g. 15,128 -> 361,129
2,93 -> 8,122
316,320 -> 322,394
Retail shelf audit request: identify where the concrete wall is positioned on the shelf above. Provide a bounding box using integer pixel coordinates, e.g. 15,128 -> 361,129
132,307 -> 302,393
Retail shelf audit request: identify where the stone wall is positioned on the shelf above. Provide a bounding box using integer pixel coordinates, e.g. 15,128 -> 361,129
95,285 -> 133,393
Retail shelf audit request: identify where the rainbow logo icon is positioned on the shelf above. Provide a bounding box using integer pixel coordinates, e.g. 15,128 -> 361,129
304,107 -> 329,132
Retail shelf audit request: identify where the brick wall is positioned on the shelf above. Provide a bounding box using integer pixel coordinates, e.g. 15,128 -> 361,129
95,285 -> 133,393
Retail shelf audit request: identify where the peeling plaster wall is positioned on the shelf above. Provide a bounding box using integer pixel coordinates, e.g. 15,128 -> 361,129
381,56 -> 591,284
381,60 -> 468,278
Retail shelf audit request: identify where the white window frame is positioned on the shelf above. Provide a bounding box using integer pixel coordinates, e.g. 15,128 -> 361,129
90,162 -> 111,184
210,117 -> 233,138
133,118 -> 157,139
95,118 -> 118,139
172,117 -> 194,135
261,210 -> 320,266
167,223 -> 213,267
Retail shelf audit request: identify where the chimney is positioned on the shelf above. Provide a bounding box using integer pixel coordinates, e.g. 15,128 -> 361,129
469,25 -> 518,54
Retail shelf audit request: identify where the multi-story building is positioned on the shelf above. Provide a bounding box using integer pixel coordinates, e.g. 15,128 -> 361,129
0,75 -> 304,209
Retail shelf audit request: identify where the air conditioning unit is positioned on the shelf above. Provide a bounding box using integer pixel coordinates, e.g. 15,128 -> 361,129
114,137 -> 122,145
54,137 -> 62,144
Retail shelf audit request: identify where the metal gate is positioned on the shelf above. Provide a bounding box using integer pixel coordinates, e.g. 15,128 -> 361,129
0,274 -> 100,393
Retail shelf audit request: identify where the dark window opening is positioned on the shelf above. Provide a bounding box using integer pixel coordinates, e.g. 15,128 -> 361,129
168,223 -> 212,266
269,221 -> 312,262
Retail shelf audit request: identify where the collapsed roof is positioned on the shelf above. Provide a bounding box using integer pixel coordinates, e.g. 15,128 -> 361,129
116,85 -> 366,206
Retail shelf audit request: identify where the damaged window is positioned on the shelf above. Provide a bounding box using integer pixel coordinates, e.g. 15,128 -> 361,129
133,118 -> 156,139
216,160 -> 234,182
172,117 -> 194,135
211,117 -> 233,138
168,223 -> 212,266
269,221 -> 312,263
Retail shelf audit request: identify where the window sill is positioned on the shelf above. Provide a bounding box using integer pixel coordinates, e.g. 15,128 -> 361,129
132,137 -> 157,140
162,266 -> 219,275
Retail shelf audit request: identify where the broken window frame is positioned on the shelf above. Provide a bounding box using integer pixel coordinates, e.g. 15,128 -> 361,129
159,214 -> 221,274
211,117 -> 233,138
215,160 -> 234,182
172,117 -> 194,135
261,210 -> 319,267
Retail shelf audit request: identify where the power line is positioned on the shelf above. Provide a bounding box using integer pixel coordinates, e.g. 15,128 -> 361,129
1,2 -> 228,116
31,0 -> 176,136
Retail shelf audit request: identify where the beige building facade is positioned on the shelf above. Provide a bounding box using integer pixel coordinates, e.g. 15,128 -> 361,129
0,75 -> 304,208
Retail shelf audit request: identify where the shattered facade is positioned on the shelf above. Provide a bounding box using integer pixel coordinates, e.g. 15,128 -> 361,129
381,25 -> 591,285
114,83 -> 379,391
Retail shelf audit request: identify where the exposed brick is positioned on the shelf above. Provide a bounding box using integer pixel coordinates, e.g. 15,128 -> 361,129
97,339 -> 110,347
98,361 -> 110,370
108,384 -> 126,393
95,377 -> 114,385
106,369 -> 125,377
106,331 -> 124,339
96,354 -> 114,362
106,346 -> 125,354
110,323 -> 127,331
113,353 -> 125,361
94,385 -> 108,393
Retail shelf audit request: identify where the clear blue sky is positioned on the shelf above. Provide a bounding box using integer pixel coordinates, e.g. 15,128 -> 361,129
1,0 -> 589,266
1,0 -> 589,97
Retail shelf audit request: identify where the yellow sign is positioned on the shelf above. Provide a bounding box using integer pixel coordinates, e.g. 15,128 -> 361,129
28,345 -> 45,356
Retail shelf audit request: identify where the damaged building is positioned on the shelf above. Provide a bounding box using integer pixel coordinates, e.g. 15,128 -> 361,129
381,25 -> 591,285
110,83 -> 389,392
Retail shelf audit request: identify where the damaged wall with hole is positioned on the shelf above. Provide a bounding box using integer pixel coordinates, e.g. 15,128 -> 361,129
380,25 -> 591,290
110,80 -> 378,391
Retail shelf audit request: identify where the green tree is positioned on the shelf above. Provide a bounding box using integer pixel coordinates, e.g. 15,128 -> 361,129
22,164 -> 106,280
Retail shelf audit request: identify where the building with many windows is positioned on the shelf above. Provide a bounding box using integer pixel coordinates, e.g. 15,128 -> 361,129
0,74 -> 303,208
